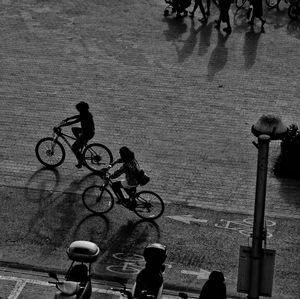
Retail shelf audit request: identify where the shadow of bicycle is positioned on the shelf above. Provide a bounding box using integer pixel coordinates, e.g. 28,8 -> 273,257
94,219 -> 162,278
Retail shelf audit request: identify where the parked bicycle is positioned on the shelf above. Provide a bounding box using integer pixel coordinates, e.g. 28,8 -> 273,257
82,168 -> 164,220
35,122 -> 113,172
288,0 -> 300,19
235,0 -> 248,9
235,0 -> 288,9
265,0 -> 290,8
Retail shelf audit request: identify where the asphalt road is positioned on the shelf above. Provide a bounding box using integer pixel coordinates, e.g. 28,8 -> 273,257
0,0 -> 299,298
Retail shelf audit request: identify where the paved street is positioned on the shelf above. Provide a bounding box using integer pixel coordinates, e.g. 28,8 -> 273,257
0,0 -> 299,298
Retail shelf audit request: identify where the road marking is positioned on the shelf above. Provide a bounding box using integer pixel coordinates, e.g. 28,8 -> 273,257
166,215 -> 208,224
181,269 -> 210,279
8,280 -> 26,299
0,275 -> 121,298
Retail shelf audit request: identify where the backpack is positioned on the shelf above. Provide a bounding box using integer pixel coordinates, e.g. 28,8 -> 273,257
137,169 -> 150,186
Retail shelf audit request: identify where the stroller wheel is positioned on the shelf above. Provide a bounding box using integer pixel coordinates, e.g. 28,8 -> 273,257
164,9 -> 169,16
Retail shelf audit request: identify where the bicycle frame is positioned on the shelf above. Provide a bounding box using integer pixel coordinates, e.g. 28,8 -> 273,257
102,177 -> 137,201
52,128 -> 77,151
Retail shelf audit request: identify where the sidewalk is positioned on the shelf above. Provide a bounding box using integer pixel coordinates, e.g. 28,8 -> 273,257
0,266 -> 240,299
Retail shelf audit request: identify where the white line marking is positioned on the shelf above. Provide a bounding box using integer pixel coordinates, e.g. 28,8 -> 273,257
8,280 -> 27,299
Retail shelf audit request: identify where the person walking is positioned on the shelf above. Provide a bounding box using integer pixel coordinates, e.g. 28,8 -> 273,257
189,0 -> 209,24
214,0 -> 232,34
199,270 -> 227,299
247,0 -> 266,28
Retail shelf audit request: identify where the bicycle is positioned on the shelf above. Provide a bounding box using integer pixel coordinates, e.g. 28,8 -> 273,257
35,122 -> 113,172
266,0 -> 290,8
82,169 -> 165,220
235,0 -> 248,9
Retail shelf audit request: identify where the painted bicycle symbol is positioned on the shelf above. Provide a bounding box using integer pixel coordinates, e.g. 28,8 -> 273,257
215,218 -> 276,238
106,253 -> 145,276
106,253 -> 172,276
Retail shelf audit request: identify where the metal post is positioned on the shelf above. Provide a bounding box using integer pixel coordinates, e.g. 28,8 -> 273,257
248,135 -> 270,299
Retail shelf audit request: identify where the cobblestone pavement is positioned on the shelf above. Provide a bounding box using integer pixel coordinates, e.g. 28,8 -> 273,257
0,0 -> 299,218
0,0 -> 299,298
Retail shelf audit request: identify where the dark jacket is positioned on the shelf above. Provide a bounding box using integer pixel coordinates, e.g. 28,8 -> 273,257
199,271 -> 227,299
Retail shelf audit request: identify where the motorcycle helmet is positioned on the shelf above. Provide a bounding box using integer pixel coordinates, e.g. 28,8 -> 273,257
143,243 -> 166,265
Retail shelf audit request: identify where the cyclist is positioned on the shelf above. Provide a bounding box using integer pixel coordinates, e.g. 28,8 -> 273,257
60,101 -> 95,168
132,243 -> 166,299
107,146 -> 140,203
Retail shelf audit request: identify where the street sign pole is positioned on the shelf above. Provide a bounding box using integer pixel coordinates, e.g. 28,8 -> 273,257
248,135 -> 270,299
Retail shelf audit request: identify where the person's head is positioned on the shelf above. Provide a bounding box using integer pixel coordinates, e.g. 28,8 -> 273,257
209,271 -> 225,283
76,101 -> 89,112
143,243 -> 167,270
119,146 -> 135,163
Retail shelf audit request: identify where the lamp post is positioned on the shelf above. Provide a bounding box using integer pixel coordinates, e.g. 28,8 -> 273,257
249,114 -> 287,299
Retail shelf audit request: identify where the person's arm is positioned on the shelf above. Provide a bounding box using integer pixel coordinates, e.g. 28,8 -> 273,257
110,158 -> 122,167
110,164 -> 125,179
60,115 -> 80,127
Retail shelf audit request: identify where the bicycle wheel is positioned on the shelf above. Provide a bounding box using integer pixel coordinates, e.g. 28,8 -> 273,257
133,191 -> 165,220
83,143 -> 113,172
288,4 -> 300,20
82,185 -> 114,214
35,137 -> 65,167
266,0 -> 278,8
236,0 -> 247,9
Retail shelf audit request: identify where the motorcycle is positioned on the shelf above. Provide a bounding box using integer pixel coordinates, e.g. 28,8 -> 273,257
48,240 -> 100,299
112,243 -> 167,299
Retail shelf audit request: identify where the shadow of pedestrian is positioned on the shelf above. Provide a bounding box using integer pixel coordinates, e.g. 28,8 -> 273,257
207,31 -> 229,81
277,177 -> 300,210
174,19 -> 201,63
198,22 -> 213,56
243,27 -> 263,70
163,16 -> 188,42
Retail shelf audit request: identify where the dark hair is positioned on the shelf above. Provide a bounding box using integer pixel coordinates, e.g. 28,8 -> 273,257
119,146 -> 135,163
209,271 -> 225,283
76,101 -> 89,112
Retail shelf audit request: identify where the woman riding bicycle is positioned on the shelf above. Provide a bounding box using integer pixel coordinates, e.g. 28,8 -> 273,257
61,101 -> 95,168
107,146 -> 141,204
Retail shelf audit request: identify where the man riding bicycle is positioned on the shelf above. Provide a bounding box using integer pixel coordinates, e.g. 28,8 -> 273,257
60,101 -> 95,168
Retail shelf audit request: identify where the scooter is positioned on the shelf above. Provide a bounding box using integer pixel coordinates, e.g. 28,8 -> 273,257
112,243 -> 167,299
48,240 -> 100,299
